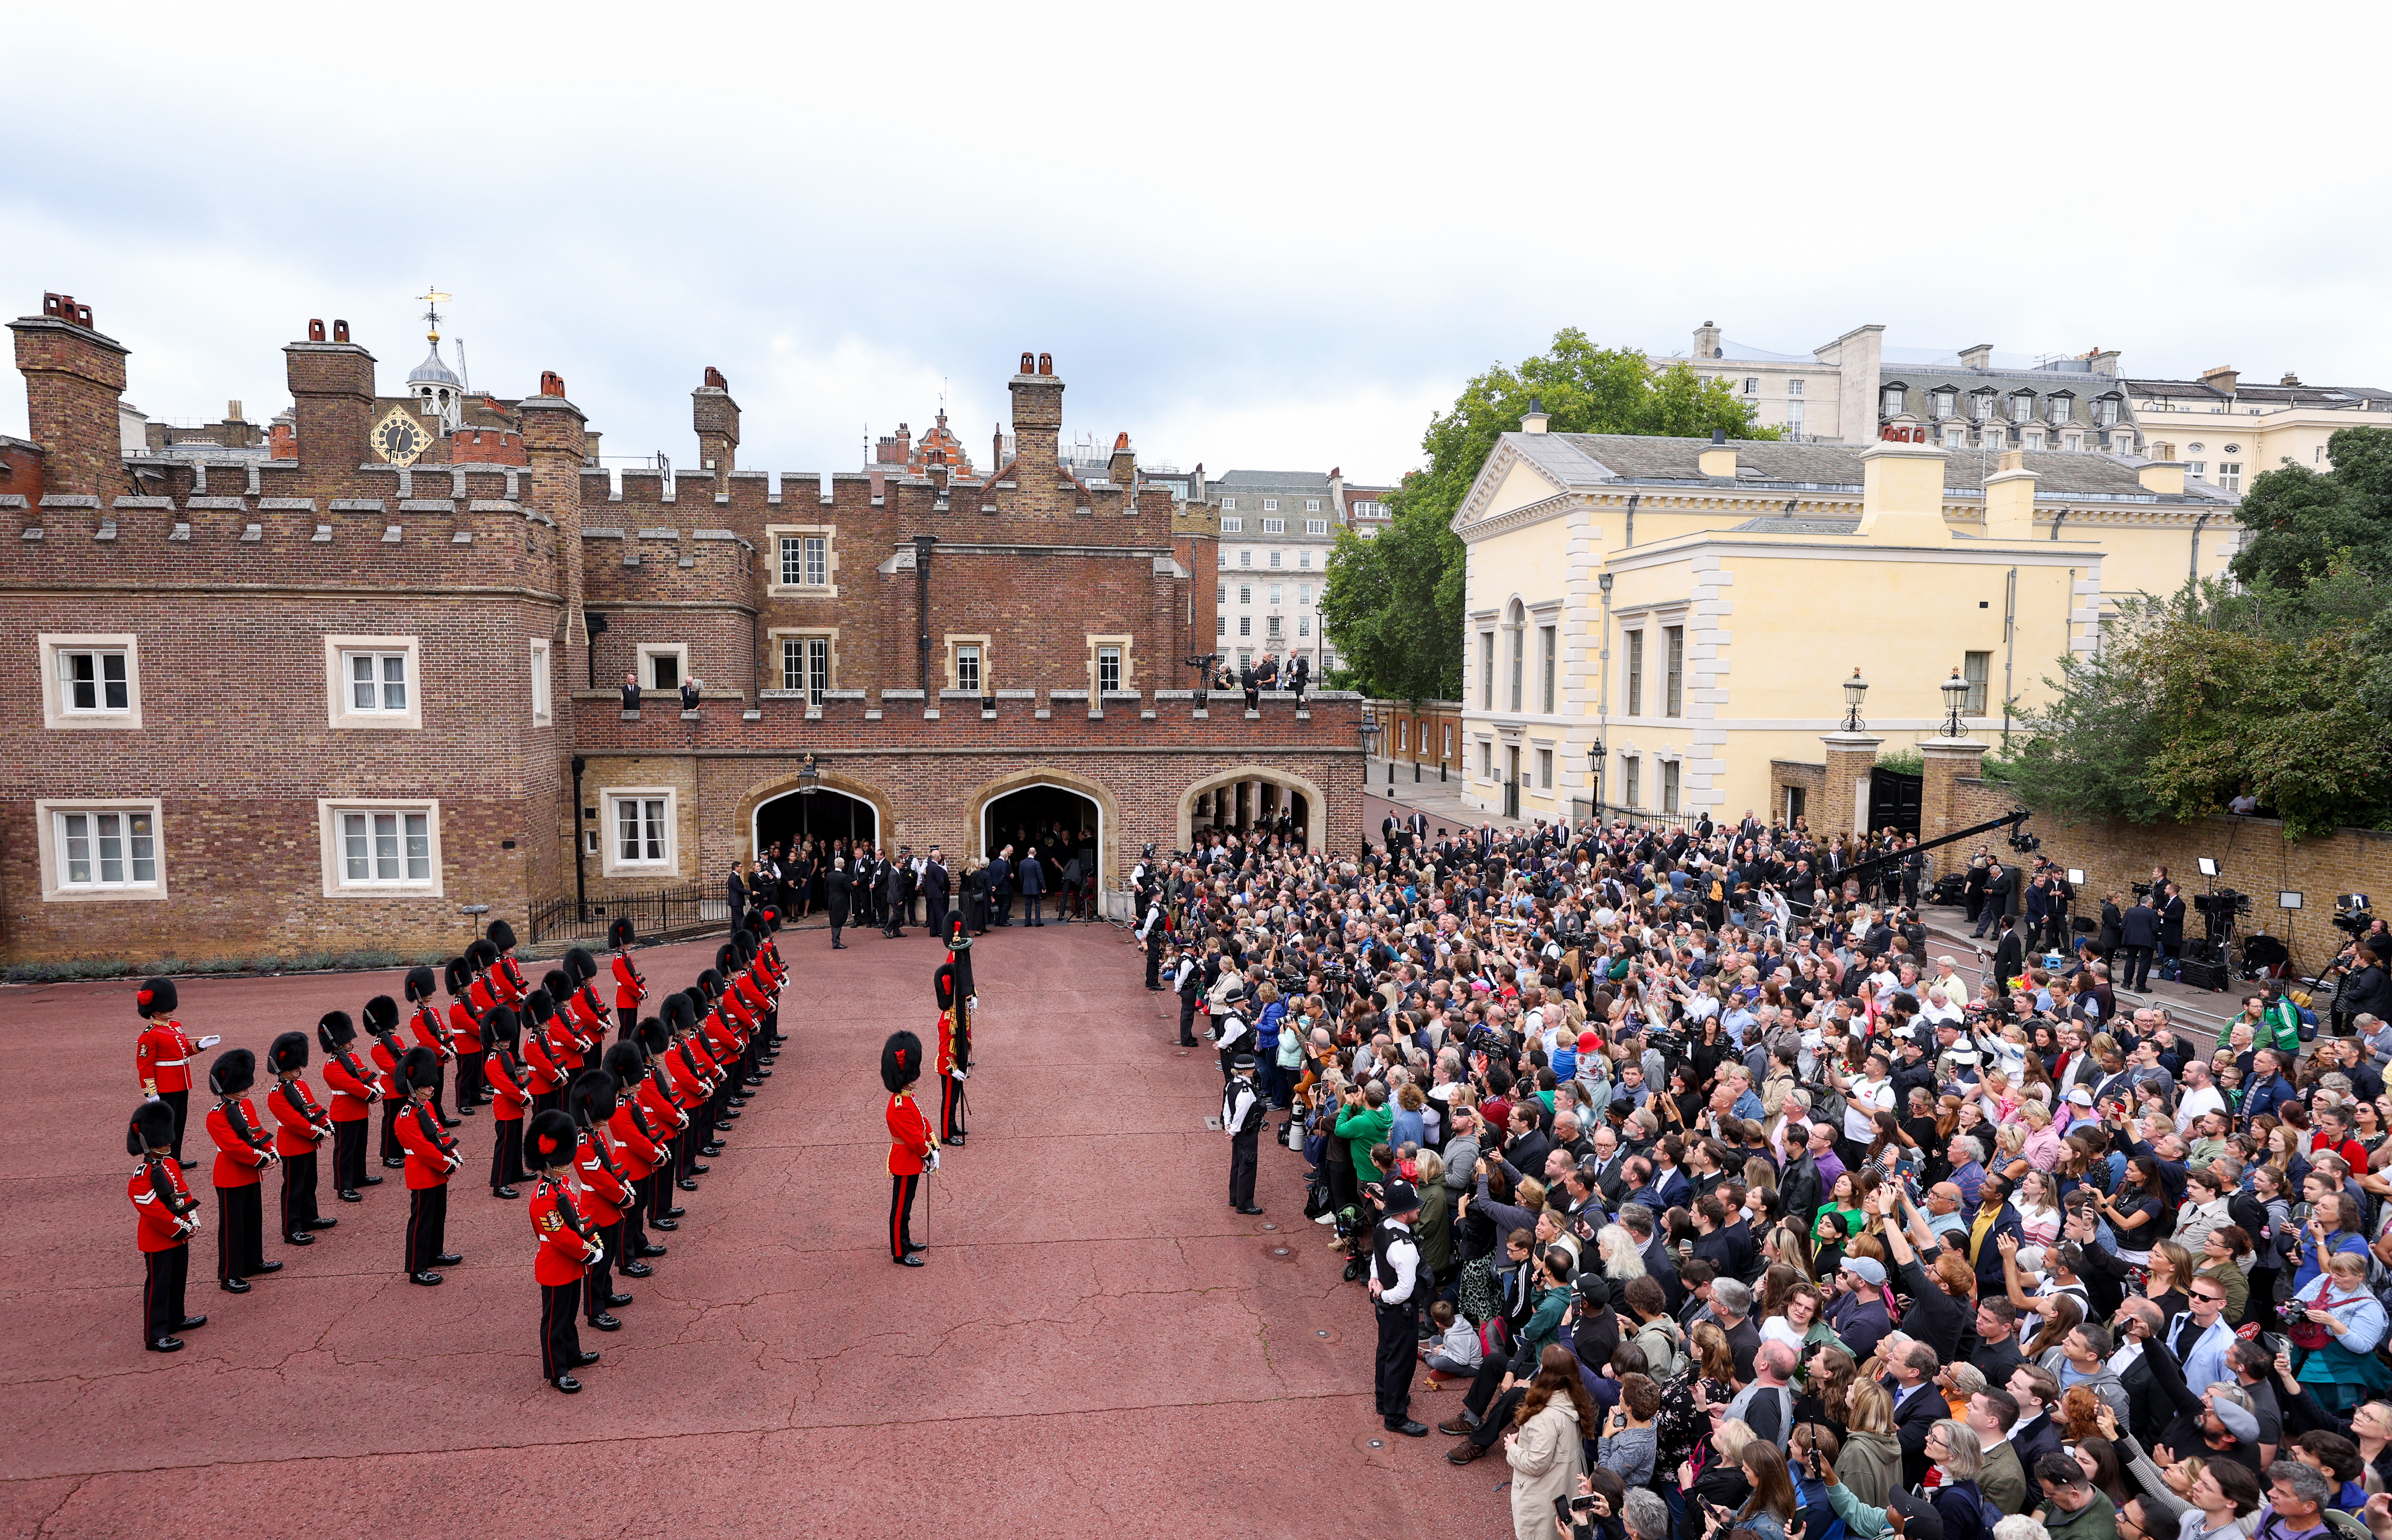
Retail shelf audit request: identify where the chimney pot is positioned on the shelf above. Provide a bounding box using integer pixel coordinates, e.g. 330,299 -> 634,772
704,366 -> 727,389
1113,431 -> 1129,451
1020,352 -> 1035,374
540,371 -> 566,397
228,400 -> 243,422
1959,343 -> 1994,372
333,319 -> 350,342
308,319 -> 326,342
1038,352 -> 1053,376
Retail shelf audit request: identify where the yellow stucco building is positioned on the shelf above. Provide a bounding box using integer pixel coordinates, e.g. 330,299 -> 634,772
1452,414 -> 2244,827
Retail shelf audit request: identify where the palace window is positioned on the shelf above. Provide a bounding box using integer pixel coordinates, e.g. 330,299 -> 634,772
52,806 -> 160,891
1664,626 -> 1684,717
1963,651 -> 1990,715
42,633 -> 143,728
1625,630 -> 1644,717
1096,645 -> 1122,693
1262,518 -> 1284,534
778,534 -> 828,587
605,792 -> 674,873
1306,518 -> 1327,534
1222,517 -> 1242,532
529,640 -> 552,726
325,636 -> 422,730
953,644 -> 983,694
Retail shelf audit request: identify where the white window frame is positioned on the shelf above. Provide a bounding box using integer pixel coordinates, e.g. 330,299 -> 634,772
1305,499 -> 1322,512
1238,585 -> 1252,605
1096,644 -> 1123,694
599,787 -> 678,877
1299,551 -> 1312,568
1238,616 -> 1251,637
1262,518 -> 1285,534
317,797 -> 444,897
1298,616 -> 1311,636
1262,498 -> 1279,511
1786,379 -> 1804,397
35,798 -> 168,902
771,629 -> 837,703
1239,550 -> 1253,567
946,635 -> 991,694
1087,634 -> 1131,696
637,644 -> 690,693
1220,497 -> 1236,511
40,632 -> 143,729
1306,518 -> 1327,535
1221,516 -> 1243,532
764,524 -> 838,597
323,635 -> 422,731
529,639 -> 553,727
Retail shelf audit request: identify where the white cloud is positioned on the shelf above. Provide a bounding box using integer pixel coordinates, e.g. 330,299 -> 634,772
4,2 -> 2387,481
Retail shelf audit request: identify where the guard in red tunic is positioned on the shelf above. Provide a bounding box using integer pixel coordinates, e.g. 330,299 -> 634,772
317,1010 -> 381,1202
521,987 -> 571,1117
265,1031 -> 338,1245
486,918 -> 531,1008
609,918 -> 647,1041
393,1046 -> 464,1285
564,948 -> 612,1053
934,939 -> 974,1148
364,994 -> 408,1170
884,1030 -> 935,1266
662,992 -> 723,1181
444,956 -> 486,1115
465,938 -> 503,1016
542,968 -> 601,1071
481,1006 -> 531,1198
404,965 -> 460,1128
526,1108 -> 603,1393
603,1040 -> 672,1266
636,1017 -> 695,1226
128,1100 -> 205,1352
204,1048 -> 279,1292
569,1070 -> 633,1332
134,976 -> 201,1167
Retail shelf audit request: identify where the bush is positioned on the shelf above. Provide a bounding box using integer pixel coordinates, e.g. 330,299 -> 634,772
2,947 -> 444,985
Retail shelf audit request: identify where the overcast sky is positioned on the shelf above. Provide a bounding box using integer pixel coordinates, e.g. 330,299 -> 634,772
5,4 -> 2383,487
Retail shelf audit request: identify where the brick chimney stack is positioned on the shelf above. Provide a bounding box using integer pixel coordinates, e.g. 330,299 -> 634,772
284,324 -> 378,483
10,293 -> 131,501
1108,431 -> 1135,489
519,381 -> 590,645
692,366 -> 739,479
1008,350 -> 1063,484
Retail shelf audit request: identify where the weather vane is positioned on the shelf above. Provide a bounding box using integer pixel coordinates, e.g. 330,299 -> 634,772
418,286 -> 451,345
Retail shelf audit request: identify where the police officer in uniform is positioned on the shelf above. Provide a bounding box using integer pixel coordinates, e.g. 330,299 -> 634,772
1173,946 -> 1202,1047
1224,1052 -> 1264,1214
1210,979 -> 1252,1084
1369,1180 -> 1430,1438
1140,890 -> 1167,989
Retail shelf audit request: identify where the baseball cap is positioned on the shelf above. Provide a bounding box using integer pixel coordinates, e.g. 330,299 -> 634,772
2067,1086 -> 2095,1107
1840,1256 -> 1887,1287
2211,1396 -> 2260,1443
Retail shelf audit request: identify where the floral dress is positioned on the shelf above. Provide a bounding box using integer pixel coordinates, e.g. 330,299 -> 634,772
1655,1363 -> 1735,1480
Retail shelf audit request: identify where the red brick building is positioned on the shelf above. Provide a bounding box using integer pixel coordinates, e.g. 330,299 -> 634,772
0,298 -> 1361,963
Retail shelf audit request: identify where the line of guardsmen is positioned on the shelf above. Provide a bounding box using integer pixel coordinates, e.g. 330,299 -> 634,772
126,911 -> 789,1394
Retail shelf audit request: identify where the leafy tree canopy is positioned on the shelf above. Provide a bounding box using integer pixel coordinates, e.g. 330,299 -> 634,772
1321,328 -> 1772,701
2230,426 -> 2392,589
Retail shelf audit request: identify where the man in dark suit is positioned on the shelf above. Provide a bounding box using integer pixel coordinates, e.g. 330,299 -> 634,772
922,847 -> 951,940
1239,659 -> 1258,711
726,862 -> 749,933
2117,895 -> 2161,992
1287,652 -> 1309,703
1885,1338 -> 1947,1487
1974,860 -> 2014,938
882,847 -> 911,938
823,858 -> 853,949
1990,913 -> 2025,1001
2157,883 -> 2187,979
986,848 -> 1012,926
1019,847 -> 1047,926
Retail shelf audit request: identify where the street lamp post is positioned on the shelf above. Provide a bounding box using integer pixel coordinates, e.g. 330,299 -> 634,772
1940,667 -> 1969,738
1587,738 -> 1605,822
796,752 -> 818,844
1842,668 -> 1869,733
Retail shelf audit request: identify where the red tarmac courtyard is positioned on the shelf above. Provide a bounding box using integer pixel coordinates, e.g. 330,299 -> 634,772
1,921 -> 1497,1538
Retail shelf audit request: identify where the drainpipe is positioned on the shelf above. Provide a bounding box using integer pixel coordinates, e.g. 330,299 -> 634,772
913,534 -> 937,695
2000,567 -> 2017,752
2049,508 -> 2067,541
570,755 -> 587,921
1622,492 -> 1639,548
2189,511 -> 2211,586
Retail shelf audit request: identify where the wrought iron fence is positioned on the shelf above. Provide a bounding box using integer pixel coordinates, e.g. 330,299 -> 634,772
526,883 -> 732,945
1587,802 -> 1707,835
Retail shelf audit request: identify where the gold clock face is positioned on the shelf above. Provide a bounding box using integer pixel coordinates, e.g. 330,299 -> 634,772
371,405 -> 431,466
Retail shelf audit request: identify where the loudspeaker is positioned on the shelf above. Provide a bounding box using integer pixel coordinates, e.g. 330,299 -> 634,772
2178,959 -> 2231,993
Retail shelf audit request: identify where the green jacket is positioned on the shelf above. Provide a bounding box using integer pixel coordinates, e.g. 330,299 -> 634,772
2038,1492 -> 2120,1540
1512,1284 -> 1571,1371
1334,1101 -> 1393,1180
1417,1178 -> 1454,1274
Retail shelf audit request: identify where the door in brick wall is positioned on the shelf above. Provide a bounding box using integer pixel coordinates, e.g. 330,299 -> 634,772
1866,770 -> 1923,838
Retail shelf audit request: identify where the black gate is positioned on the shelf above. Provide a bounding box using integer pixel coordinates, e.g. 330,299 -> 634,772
1503,776 -> 1520,819
1866,769 -> 1923,837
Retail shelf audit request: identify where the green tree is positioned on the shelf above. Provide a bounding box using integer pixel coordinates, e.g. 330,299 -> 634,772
2230,426 -> 2392,590
1321,329 -> 1772,700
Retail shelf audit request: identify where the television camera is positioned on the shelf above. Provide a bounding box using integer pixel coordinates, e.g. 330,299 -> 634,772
2335,894 -> 2376,938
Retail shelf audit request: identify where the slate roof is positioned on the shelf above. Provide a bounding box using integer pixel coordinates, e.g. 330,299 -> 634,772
2125,378 -> 2392,408
1210,469 -> 1332,493
1505,432 -> 2236,502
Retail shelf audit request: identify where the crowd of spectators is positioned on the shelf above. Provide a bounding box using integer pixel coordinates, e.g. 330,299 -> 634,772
1138,810 -> 2392,1540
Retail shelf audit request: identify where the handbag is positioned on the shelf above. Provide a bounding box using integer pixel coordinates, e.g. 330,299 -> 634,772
2289,1286 -> 2356,1350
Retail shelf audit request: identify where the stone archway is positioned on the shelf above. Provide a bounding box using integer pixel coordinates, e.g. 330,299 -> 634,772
960,766 -> 1125,887
734,764 -> 896,862
1176,763 -> 1328,853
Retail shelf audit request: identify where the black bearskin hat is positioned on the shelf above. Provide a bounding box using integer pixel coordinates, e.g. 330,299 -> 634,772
881,1030 -> 923,1094
484,1005 -> 521,1045
209,1048 -> 256,1098
317,1010 -> 356,1053
609,916 -> 636,950
444,956 -> 473,997
136,976 -> 178,1018
487,918 -> 518,952
542,968 -> 573,1001
569,1069 -> 619,1127
761,907 -> 780,933
934,959 -> 960,1012
397,1045 -> 440,1094
523,988 -> 556,1026
661,994 -> 694,1035
636,1017 -> 670,1055
603,1042 -> 648,1083
362,995 -> 400,1036
526,1108 -> 577,1168
945,914 -> 972,952
404,964 -> 437,1002
716,942 -> 739,975
696,968 -> 723,1001
564,947 -> 598,984
735,931 -> 758,963
680,987 -> 708,1020
467,938 -> 499,972
129,1099 -> 176,1157
399,1043 -> 442,1090
268,1031 -> 310,1076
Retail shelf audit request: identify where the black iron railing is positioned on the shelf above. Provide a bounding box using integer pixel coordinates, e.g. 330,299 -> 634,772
526,883 -> 733,945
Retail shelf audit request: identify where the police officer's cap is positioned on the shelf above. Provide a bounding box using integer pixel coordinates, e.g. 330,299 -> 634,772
1380,1180 -> 1421,1216
1232,1052 -> 1259,1072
